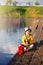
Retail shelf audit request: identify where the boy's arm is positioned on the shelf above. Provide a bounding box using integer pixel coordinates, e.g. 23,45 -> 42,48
30,35 -> 33,44
22,36 -> 29,46
22,36 -> 25,43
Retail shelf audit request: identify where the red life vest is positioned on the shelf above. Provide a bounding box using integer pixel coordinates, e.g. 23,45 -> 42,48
17,45 -> 24,55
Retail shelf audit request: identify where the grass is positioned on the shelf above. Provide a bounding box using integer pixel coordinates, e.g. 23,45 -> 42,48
0,6 -> 43,18
0,6 -> 19,18
25,6 -> 43,18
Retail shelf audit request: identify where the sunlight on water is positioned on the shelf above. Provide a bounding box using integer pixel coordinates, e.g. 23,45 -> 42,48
0,28 -> 24,54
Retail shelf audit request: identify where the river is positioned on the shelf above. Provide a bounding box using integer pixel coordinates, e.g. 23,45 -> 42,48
0,28 -> 24,65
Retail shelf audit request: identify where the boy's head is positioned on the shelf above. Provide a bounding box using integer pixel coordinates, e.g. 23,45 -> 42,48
24,27 -> 31,35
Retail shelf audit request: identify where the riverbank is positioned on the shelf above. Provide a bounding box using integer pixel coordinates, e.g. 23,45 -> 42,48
0,6 -> 43,18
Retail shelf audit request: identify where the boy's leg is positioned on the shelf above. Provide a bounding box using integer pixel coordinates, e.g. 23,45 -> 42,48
26,44 -> 34,51
19,44 -> 27,52
29,44 -> 34,50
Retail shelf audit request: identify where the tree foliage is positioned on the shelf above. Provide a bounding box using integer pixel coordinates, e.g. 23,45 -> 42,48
6,0 -> 12,5
27,1 -> 31,6
13,1 -> 18,6
15,7 -> 26,16
35,0 -> 40,5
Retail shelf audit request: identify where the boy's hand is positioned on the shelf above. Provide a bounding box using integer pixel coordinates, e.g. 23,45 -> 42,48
24,40 -> 29,44
24,40 -> 30,44
24,39 -> 28,42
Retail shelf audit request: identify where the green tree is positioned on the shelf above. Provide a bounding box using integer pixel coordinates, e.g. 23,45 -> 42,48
15,7 -> 26,16
27,1 -> 31,6
13,1 -> 18,6
6,0 -> 12,5
35,0 -> 39,5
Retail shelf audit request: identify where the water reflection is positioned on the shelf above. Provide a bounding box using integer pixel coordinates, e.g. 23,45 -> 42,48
6,28 -> 17,34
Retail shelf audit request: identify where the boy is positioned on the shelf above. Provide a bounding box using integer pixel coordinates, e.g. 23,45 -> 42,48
22,27 -> 34,51
17,27 -> 34,55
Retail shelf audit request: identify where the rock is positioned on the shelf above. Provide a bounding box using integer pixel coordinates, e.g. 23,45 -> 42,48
7,41 -> 43,65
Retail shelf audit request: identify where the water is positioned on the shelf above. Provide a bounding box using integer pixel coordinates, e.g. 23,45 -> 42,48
0,28 -> 24,65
